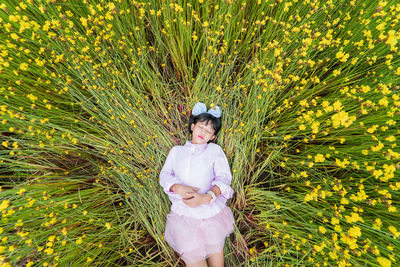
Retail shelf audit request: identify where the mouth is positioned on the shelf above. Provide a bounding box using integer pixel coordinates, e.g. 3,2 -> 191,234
198,136 -> 204,139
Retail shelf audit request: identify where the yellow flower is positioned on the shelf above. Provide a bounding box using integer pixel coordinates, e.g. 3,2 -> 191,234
15,219 -> 23,227
192,32 -> 198,41
348,226 -> 361,238
345,212 -> 364,223
376,22 -> 386,31
377,257 -> 391,267
334,225 -> 342,232
17,188 -> 26,195
105,222 -> 111,229
283,2 -> 292,12
27,94 -> 37,101
314,244 -> 324,252
331,111 -> 355,128
283,135 -> 292,141
10,33 -> 19,40
1,141 -> 8,148
340,234 -> 358,249
385,136 -> 396,142
333,69 -> 341,76
19,2 -> 27,9
367,125 -> 378,133
0,199 -> 10,211
105,12 -> 113,20
300,171 -> 308,177
35,58 -> 45,66
379,97 -> 389,107
373,218 -> 382,230
19,63 -> 28,71
329,251 -> 338,260
388,206 -> 397,212
44,247 -> 53,255
336,51 -> 349,63
319,226 -> 327,234
340,196 -> 349,205
314,154 -> 325,163
388,226 -> 399,237
331,217 -> 339,225
249,246 -> 256,255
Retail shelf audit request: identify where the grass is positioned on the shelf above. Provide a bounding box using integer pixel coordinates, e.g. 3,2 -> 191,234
1,0 -> 399,266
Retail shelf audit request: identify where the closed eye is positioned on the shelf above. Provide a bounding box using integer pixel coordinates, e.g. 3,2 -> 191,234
200,125 -> 213,134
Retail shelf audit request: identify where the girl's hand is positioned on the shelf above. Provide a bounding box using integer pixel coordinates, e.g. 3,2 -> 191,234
182,192 -> 212,207
171,184 -> 200,199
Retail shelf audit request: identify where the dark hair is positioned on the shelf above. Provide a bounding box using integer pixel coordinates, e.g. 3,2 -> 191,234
188,113 -> 222,144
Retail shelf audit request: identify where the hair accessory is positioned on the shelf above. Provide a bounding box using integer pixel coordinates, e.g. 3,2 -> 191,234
192,102 -> 222,118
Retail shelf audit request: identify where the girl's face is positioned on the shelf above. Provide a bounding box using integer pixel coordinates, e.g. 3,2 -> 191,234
190,120 -> 216,144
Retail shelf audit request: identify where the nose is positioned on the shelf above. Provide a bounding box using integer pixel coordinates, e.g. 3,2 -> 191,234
200,129 -> 208,135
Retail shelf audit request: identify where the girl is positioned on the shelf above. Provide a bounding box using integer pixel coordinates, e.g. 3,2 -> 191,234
159,102 -> 235,267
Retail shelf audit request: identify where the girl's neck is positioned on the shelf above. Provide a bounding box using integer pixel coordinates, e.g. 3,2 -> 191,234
188,140 -> 207,145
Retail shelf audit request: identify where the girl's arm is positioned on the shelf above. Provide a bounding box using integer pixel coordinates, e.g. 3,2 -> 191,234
159,147 -> 181,198
211,146 -> 234,199
182,184 -> 223,207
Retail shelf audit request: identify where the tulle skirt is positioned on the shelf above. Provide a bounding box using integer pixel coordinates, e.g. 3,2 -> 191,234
164,206 -> 235,265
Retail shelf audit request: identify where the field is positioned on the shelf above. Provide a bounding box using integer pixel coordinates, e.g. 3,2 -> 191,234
0,0 -> 399,266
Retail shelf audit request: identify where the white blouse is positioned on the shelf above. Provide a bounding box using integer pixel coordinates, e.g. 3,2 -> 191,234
159,141 -> 234,219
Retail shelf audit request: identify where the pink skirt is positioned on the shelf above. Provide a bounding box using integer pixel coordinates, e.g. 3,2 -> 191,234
164,206 -> 235,264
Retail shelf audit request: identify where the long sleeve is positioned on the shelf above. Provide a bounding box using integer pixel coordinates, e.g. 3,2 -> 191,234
211,146 -> 234,199
159,146 -> 181,199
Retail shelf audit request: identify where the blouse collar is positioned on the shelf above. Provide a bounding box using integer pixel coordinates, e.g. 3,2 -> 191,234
184,140 -> 208,152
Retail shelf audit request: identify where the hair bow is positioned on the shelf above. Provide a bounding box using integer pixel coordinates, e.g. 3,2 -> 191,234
191,102 -> 222,118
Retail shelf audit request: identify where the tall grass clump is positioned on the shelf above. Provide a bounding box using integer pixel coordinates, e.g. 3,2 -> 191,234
1,0 -> 399,266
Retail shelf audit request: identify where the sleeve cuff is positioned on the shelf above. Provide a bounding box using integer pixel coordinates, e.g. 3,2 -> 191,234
211,180 -> 234,199
164,181 -> 177,194
163,180 -> 182,200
